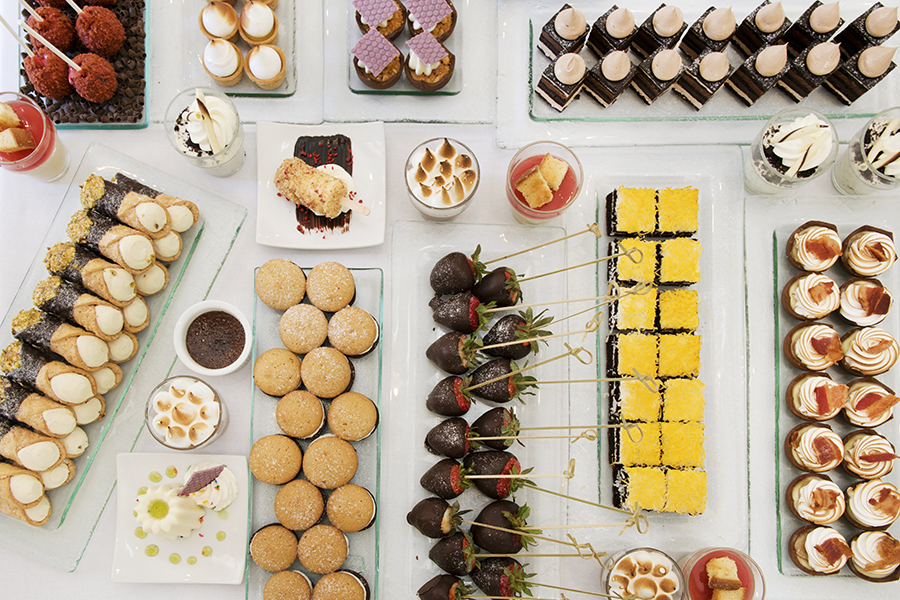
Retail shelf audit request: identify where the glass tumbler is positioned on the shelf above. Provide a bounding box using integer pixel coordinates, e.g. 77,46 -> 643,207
832,107 -> 900,195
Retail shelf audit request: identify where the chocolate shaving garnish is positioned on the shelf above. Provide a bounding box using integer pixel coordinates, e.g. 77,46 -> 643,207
810,334 -> 842,361
809,281 -> 835,303
816,537 -> 852,565
869,241 -> 892,262
859,452 -> 899,463
813,436 -> 840,464
806,237 -> 840,260
178,464 -> 225,496
866,338 -> 894,354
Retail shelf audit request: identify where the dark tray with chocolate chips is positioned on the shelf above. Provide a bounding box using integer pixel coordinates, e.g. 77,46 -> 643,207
17,0 -> 147,129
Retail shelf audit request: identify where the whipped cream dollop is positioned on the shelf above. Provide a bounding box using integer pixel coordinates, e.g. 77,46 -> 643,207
7,471 -> 43,506
241,2 -> 275,39
49,372 -> 94,405
801,527 -> 851,573
790,374 -> 846,419
844,431 -> 897,479
859,46 -> 897,79
702,7 -> 735,41
699,52 -> 730,82
601,51 -> 632,82
790,475 -> 844,524
851,531 -> 900,579
810,2 -> 841,34
790,224 -> 841,271
203,39 -> 240,78
653,5 -> 684,37
844,229 -> 897,276
755,43 -> 788,77
866,118 -> 900,177
840,279 -> 892,327
406,139 -> 478,208
135,264 -> 167,296
767,113 -> 834,177
756,1 -> 786,33
606,7 -> 635,38
152,231 -> 181,261
608,550 -> 680,600
790,323 -> 842,370
202,2 -> 238,37
16,441 -> 60,472
788,423 -> 843,471
847,480 -> 900,528
806,42 -> 841,76
409,49 -> 441,76
151,377 -> 220,449
184,96 -> 238,153
248,45 -> 282,80
786,272 -> 839,319
102,267 -> 136,303
866,6 -> 899,38
71,396 -> 103,425
845,379 -> 898,427
183,462 -> 239,511
555,7 -> 586,40
651,49 -> 682,81
94,305 -> 123,336
842,327 -> 900,376
555,53 -> 585,85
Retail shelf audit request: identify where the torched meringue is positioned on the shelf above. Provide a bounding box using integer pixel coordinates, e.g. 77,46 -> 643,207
203,39 -> 240,78
784,272 -> 839,320
787,373 -> 847,420
201,1 -> 238,38
850,532 -> 900,579
786,423 -> 844,472
844,378 -> 899,427
846,480 -> 900,530
843,430 -> 897,480
702,7 -> 736,41
841,327 -> 900,376
787,322 -> 842,371
840,279 -> 892,327
788,223 -> 841,272
788,474 -> 845,524
843,228 -> 897,277
797,526 -> 852,573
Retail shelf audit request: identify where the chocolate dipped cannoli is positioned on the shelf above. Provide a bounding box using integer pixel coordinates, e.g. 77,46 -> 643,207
80,175 -> 171,239
0,415 -> 66,472
122,296 -> 149,334
60,426 -> 88,459
44,242 -> 137,308
11,309 -> 109,372
91,362 -> 121,396
0,489 -> 50,526
0,460 -> 44,510
0,376 -> 77,438
106,331 -> 138,364
151,229 -> 182,263
33,276 -> 124,342
134,261 -> 169,296
115,173 -> 200,233
39,458 -> 75,490
66,210 -> 155,275
1,341 -> 97,406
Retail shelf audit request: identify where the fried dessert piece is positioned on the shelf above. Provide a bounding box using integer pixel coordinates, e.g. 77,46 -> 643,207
274,158 -> 348,219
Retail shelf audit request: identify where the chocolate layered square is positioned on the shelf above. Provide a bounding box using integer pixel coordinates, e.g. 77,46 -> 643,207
586,5 -> 636,57
733,0 -> 792,56
535,54 -> 586,112
630,3 -> 688,60
584,51 -> 636,107
630,47 -> 684,105
725,45 -> 790,106
678,7 -> 733,61
832,2 -> 900,60
823,47 -> 897,105
537,3 -> 588,60
778,1 -> 844,59
673,50 -> 735,109
777,44 -> 840,102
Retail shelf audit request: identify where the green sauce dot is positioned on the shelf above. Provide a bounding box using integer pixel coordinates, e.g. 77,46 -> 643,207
202,546 -> 213,557
147,499 -> 169,520
217,509 -> 228,520
137,486 -> 148,496
169,553 -> 181,564
187,556 -> 197,565
134,527 -> 147,539
165,466 -> 177,478
148,472 -> 162,483
216,531 -> 226,542
145,545 -> 159,557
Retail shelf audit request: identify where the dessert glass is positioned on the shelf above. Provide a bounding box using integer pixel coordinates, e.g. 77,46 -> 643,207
679,547 -> 766,600
606,547 -> 685,600
743,107 -> 838,195
164,87 -> 245,177
173,300 -> 252,376
832,106 -> 900,195
506,140 -> 583,224
405,137 -> 480,221
0,92 -> 69,182
145,376 -> 228,451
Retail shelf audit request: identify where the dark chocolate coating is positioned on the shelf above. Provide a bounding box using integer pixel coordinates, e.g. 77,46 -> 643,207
430,252 -> 475,295
469,359 -> 513,403
425,417 -> 470,458
420,458 -> 465,499
673,50 -> 735,110
537,3 -> 588,59
483,315 -> 530,360
0,377 -> 31,422
463,450 -> 519,499
472,407 -> 517,450
426,331 -> 469,375
678,6 -> 732,60
426,376 -> 469,417
472,268 -> 519,307
407,496 -> 454,538
470,557 -> 522,597
431,293 -> 480,334
471,500 -> 523,554
832,2 -> 900,60
733,0 -> 792,56
417,574 -> 465,600
586,5 -> 637,57
630,3 -> 689,60
293,134 -> 353,175
12,311 -> 64,357
428,531 -> 474,576
35,279 -> 82,323
583,55 -> 637,108
778,1 -> 843,59
115,173 -> 161,198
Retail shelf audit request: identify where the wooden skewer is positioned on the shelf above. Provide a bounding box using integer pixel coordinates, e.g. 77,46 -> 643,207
65,0 -> 83,15
483,223 -> 602,266
341,198 -> 370,215
472,423 -> 645,444
517,247 -> 643,284
19,21 -> 80,69
461,520 -> 573,549
523,483 -> 650,534
482,282 -> 652,315
0,13 -> 33,57
463,345 -> 589,393
17,0 -> 42,22
194,89 -> 222,154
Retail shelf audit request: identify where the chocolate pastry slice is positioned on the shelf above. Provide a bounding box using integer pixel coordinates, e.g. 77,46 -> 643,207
535,52 -> 586,112
778,1 -> 843,59
778,42 -> 842,102
824,46 -> 898,106
674,50 -> 734,109
586,6 -> 636,57
725,44 -> 790,106
630,3 -> 687,60
584,50 -> 636,108
832,3 -> 900,60
537,3 -> 588,59
678,7 -> 736,61
733,0 -> 792,56
631,47 -> 684,105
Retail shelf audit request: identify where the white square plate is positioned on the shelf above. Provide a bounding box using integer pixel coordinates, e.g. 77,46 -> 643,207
255,121 -> 386,249
112,453 -> 249,584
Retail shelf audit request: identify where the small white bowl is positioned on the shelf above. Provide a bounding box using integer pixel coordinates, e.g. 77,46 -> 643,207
173,300 -> 252,376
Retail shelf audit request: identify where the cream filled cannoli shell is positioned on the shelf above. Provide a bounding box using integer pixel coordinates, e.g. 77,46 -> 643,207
122,297 -> 149,334
155,194 -> 199,233
135,262 -> 169,296
33,276 -> 124,341
0,418 -> 66,472
151,230 -> 182,263
2,342 -> 98,406
0,461 -> 44,509
66,211 -> 156,275
0,378 -> 76,437
43,243 -> 137,308
0,493 -> 50,526
106,331 -> 138,364
60,427 -> 88,459
40,458 -> 75,490
91,363 -> 121,395
12,310 -> 109,372
80,175 -> 171,239
71,396 -> 105,426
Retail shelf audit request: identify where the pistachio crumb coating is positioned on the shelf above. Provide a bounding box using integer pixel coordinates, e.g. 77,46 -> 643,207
79,175 -> 106,210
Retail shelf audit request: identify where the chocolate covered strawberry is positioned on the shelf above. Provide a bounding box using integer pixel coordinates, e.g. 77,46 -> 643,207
469,359 -> 536,404
463,450 -> 527,500
421,458 -> 471,499
471,557 -> 531,599
429,530 -> 477,576
417,574 -> 473,600
483,308 -> 553,360
430,292 -> 488,334
472,267 -> 521,307
472,407 -> 520,450
407,497 -> 466,538
427,376 -> 472,417
471,500 -> 536,555
430,247 -> 485,295
426,417 -> 471,458
426,331 -> 482,375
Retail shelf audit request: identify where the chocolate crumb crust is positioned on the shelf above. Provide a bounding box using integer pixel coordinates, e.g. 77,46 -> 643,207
673,49 -> 735,110
584,54 -> 637,107
778,1 -> 844,59
733,0 -> 793,57
823,47 -> 897,106
832,2 -> 900,60
537,3 -> 588,59
630,3 -> 688,60
586,5 -> 636,57
777,45 -> 840,102
725,46 -> 791,107
678,6 -> 733,61
18,0 -> 146,126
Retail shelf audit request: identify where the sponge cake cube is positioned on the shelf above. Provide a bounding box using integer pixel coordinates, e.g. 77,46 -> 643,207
538,153 -> 569,191
0,128 -> 35,153
0,102 -> 22,131
515,165 -> 553,208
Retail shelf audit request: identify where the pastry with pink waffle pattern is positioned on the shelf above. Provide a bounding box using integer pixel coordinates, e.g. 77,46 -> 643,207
405,31 -> 455,91
351,28 -> 403,89
353,0 -> 407,40
406,0 -> 457,42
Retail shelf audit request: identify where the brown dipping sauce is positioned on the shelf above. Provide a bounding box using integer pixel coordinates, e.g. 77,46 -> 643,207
185,311 -> 245,369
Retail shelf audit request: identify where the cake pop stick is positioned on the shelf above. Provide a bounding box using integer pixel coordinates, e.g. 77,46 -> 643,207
482,223 -> 603,266
0,12 -> 34,57
17,0 -> 43,22
64,0 -> 83,15
18,21 -> 80,70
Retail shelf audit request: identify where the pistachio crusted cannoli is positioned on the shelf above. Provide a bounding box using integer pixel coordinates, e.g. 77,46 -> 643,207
40,458 -> 75,490
1,341 -> 98,406
11,309 -> 109,372
106,331 -> 138,364
115,173 -> 200,233
0,414 -> 66,472
80,175 -> 171,239
44,242 -> 136,307
33,276 -> 124,342
66,210 -> 155,275
0,376 -> 77,438
0,460 -> 45,510
122,296 -> 149,333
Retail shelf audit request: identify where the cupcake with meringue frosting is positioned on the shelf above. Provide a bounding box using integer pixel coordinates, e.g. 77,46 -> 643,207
843,429 -> 896,480
840,326 -> 899,376
785,422 -> 844,473
840,278 -> 892,326
786,473 -> 845,525
783,322 -> 843,371
246,44 -> 285,90
240,0 -> 279,46
786,372 -> 847,421
786,220 -> 841,272
842,225 -> 896,277
202,39 -> 244,86
849,531 -> 900,582
781,271 -> 839,320
843,377 -> 899,427
788,525 -> 852,575
845,479 -> 900,531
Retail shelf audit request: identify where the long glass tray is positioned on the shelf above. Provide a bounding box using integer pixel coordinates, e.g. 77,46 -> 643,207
388,222 -> 569,600
0,142 -> 247,570
773,223 -> 900,577
247,267 -> 384,599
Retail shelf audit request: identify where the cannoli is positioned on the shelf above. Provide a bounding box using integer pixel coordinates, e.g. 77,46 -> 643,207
122,296 -> 149,333
106,331 -> 138,364
0,376 -> 77,438
11,308 -> 109,371
44,242 -> 137,307
91,363 -> 121,395
0,492 -> 51,526
40,458 -> 75,490
60,426 -> 88,459
0,460 -> 44,509
151,230 -> 182,263
71,394 -> 105,426
33,276 -> 124,341
135,262 -> 169,296
66,210 -> 155,275
0,341 -> 98,406
0,415 -> 66,472
80,175 -> 171,239
115,173 -> 200,233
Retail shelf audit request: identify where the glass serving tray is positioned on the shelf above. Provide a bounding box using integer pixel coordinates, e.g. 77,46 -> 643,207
0,143 -> 247,571
773,223 -> 900,577
388,222 -> 569,600
247,267 -> 384,600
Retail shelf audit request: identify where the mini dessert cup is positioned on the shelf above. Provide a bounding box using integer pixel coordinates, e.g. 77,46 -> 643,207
841,225 -> 896,277
843,429 -> 896,480
678,547 -> 765,600
845,479 -> 900,531
785,220 -> 841,272
840,326 -> 899,377
354,0 -> 407,40
246,44 -> 286,90
239,0 -> 279,46
780,271 -> 839,320
785,372 -> 847,421
198,1 -> 240,42
506,140 -> 583,225
145,376 -> 228,451
849,531 -> 900,582
173,300 -> 252,377
743,107 -> 838,194
0,92 -> 69,182
783,321 -> 842,371
788,525 -> 851,575
784,422 -> 844,472
839,278 -> 892,327
607,548 -> 685,600
785,473 -> 845,525
405,137 -> 479,221
164,87 -> 245,177
832,107 -> 900,195
843,377 -> 898,427
202,39 -> 245,87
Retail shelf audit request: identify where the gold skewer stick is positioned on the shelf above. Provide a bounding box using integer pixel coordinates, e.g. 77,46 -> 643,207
523,484 -> 649,534
517,247 -> 643,284
482,223 -> 602,266
463,345 -> 590,393
472,422 -> 645,444
531,582 -> 637,599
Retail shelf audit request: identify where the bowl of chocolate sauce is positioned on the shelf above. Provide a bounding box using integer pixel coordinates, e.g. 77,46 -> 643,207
173,300 -> 252,376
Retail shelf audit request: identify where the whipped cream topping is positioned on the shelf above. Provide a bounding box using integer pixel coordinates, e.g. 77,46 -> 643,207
118,236 -> 155,272
847,480 -> 900,528
106,333 -> 135,362
555,53 -> 586,85
608,549 -> 680,600
407,139 -> 478,208
702,7 -> 735,41
789,424 -> 844,471
602,51 -> 632,82
166,205 -> 196,233
102,267 -> 136,303
840,279 -> 892,327
71,397 -> 103,425
756,1 -> 786,33
61,426 -> 88,457
790,323 -> 842,370
93,365 -> 116,393
859,46 -> 897,79
39,461 -> 71,489
135,203 -> 168,234
203,39 -> 240,78
75,335 -> 109,368
151,377 -> 220,449
845,379 -> 898,427
786,272 -> 839,319
806,42 -> 841,76
44,407 -> 76,435
241,1 -> 275,39
653,6 -> 684,37
802,527 -> 851,573
202,2 -> 238,38
790,374 -> 846,419
866,6 -> 899,38
17,441 -> 60,472
866,117 -> 900,177
606,7 -> 635,39
845,230 -> 897,276
767,113 -> 834,177
152,231 -> 181,261
248,45 -> 282,80
94,305 -> 124,336
699,52 -> 730,82
755,43 -> 788,77
183,462 -> 239,511
790,224 -> 841,271
49,372 -> 93,405
24,497 -> 50,524
791,475 -> 845,524
844,431 -> 897,479
408,48 -> 441,76
135,483 -> 205,540
851,531 -> 900,578
555,7 -> 586,40
651,49 -> 682,81
810,3 -> 841,34
842,327 -> 900,375
185,95 -> 238,154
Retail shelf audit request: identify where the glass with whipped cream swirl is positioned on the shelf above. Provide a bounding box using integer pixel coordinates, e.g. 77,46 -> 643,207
832,106 -> 900,195
164,87 -> 245,177
744,107 -> 838,194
